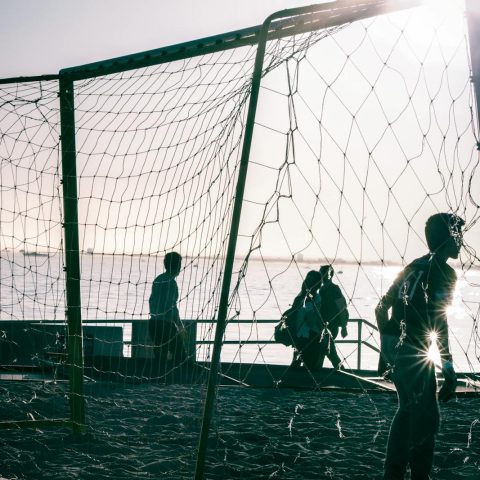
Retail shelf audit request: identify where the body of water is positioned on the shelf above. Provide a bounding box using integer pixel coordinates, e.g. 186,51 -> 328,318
1,253 -> 479,372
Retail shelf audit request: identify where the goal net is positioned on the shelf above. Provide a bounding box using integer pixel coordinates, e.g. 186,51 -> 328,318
1,0 -> 479,478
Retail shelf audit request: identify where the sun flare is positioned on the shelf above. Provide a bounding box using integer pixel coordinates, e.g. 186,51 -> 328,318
427,331 -> 442,366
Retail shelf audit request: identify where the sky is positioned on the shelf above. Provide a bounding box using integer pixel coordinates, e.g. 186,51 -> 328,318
1,1 -> 479,368
1,0 -> 479,264
0,0 -> 326,78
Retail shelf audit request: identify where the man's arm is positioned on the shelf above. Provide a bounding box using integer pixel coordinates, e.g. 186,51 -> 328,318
333,287 -> 349,337
430,267 -> 456,361
435,313 -> 452,364
434,269 -> 457,401
375,276 -> 401,333
150,274 -> 179,319
149,276 -> 162,317
434,307 -> 455,401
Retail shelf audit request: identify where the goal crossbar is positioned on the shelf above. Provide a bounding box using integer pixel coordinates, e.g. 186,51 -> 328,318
59,0 -> 423,81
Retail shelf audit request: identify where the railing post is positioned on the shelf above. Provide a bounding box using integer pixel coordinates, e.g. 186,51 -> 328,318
357,319 -> 362,371
59,76 -> 86,433
466,0 -> 480,140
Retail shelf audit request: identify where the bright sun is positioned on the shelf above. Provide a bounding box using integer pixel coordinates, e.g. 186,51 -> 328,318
411,0 -> 464,49
427,331 -> 442,366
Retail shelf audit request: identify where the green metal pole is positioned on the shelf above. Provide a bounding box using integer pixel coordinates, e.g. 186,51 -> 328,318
466,0 -> 480,140
194,3 -> 333,477
193,12 -> 275,480
59,77 -> 86,434
194,2 -> 425,477
57,0 -> 422,81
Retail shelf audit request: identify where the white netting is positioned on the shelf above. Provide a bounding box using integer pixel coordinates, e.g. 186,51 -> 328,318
0,1 -> 479,479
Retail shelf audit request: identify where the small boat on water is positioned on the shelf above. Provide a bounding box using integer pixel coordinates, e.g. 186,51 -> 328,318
20,249 -> 49,257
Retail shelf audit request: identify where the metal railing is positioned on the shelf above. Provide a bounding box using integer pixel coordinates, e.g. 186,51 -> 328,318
0,317 -> 380,371
192,318 -> 380,371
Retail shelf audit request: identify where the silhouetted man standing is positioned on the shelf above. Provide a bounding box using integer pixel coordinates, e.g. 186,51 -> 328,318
149,252 -> 187,365
376,213 -> 464,480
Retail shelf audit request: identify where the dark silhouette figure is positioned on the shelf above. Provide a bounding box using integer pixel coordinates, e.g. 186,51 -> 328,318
290,270 -> 325,370
149,252 -> 187,365
317,265 -> 349,369
375,213 -> 464,480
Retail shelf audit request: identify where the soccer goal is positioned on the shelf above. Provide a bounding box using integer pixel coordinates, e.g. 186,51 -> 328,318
1,0 -> 479,478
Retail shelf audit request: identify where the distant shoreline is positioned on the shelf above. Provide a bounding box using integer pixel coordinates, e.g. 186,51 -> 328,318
2,250 -> 475,270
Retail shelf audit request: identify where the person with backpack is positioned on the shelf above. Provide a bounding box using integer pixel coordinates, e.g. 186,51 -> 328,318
288,270 -> 325,370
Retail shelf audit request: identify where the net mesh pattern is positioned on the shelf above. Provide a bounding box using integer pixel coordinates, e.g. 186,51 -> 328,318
0,1 -> 479,478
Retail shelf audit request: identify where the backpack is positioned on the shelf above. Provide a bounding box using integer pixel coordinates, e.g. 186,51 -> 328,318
274,305 -> 307,346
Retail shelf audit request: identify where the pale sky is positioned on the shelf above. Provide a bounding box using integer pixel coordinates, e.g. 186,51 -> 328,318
1,0 -> 478,264
0,0 -> 325,78
1,2 -> 478,373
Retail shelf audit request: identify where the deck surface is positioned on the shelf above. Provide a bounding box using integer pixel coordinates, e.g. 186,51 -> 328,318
1,358 -> 479,395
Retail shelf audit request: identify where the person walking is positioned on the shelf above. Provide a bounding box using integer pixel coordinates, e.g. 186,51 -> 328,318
149,251 -> 187,365
318,265 -> 349,369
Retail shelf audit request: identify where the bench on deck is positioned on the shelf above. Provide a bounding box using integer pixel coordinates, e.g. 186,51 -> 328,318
0,321 -> 123,366
0,320 -> 198,367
